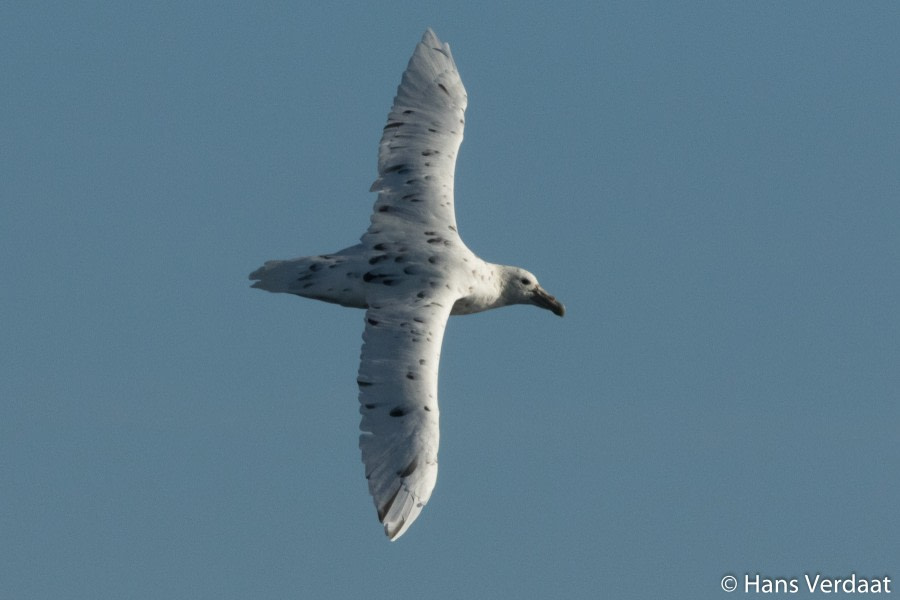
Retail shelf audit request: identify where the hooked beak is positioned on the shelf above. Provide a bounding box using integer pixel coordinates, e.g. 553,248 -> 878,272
531,286 -> 565,317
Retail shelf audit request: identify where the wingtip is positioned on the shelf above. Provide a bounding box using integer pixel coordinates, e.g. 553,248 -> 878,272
421,27 -> 447,51
385,521 -> 404,541
377,488 -> 412,541
383,516 -> 413,541
371,474 -> 435,541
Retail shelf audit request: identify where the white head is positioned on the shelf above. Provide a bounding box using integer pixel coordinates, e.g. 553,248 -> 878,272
499,266 -> 565,316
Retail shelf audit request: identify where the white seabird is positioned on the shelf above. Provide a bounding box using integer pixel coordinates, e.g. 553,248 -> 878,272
250,28 -> 564,541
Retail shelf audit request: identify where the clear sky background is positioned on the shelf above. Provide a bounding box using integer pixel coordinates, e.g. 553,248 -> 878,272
2,2 -> 898,598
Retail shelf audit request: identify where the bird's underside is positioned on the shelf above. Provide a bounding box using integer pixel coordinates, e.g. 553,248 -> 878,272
250,28 -> 564,541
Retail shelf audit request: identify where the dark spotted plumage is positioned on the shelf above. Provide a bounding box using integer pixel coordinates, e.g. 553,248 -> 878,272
248,29 -> 564,543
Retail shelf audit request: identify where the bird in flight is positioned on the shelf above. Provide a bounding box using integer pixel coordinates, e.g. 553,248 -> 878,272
250,28 -> 564,540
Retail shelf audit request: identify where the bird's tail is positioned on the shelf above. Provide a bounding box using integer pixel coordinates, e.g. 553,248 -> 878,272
248,253 -> 367,308
249,257 -> 327,294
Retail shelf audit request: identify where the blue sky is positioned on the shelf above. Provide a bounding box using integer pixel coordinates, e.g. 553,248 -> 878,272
2,2 -> 898,598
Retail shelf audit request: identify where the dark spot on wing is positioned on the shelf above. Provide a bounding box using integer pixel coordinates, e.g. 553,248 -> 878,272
362,271 -> 397,283
367,318 -> 379,326
389,406 -> 408,417
398,459 -> 418,478
357,378 -> 373,388
384,122 -> 403,130
437,83 -> 450,96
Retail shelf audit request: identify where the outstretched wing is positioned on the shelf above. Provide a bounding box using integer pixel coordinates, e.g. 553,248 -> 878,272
356,29 -> 465,540
365,28 -> 467,242
357,296 -> 453,540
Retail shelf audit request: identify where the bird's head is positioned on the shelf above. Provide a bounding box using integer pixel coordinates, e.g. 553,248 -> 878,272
500,267 -> 565,317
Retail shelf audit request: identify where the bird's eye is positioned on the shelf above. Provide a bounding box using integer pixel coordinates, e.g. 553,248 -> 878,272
520,278 -> 531,286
